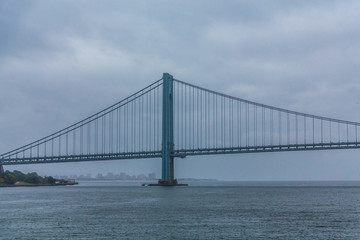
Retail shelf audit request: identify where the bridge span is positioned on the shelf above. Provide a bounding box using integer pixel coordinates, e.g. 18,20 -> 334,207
1,73 -> 360,184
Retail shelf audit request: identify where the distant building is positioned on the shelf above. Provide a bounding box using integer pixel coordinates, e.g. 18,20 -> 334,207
96,173 -> 104,179
106,172 -> 115,179
120,172 -> 127,180
57,172 -> 157,181
148,173 -> 157,180
69,174 -> 78,179
137,174 -> 146,180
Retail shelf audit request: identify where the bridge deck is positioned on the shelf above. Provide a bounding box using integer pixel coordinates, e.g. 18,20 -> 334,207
1,142 -> 360,165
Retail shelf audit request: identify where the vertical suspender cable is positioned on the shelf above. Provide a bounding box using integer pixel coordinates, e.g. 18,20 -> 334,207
236,101 -> 239,147
205,91 -> 207,148
176,83 -> 179,149
127,102 -> 129,152
321,119 -> 323,144
246,103 -> 249,147
338,121 -> 340,143
183,84 -> 185,149
157,86 -> 160,150
151,89 -> 154,151
278,111 -> 281,145
103,116 -> 106,153
122,106 -> 127,152
140,93 -> 143,151
135,97 -> 138,152
263,107 -> 265,146
231,99 -> 234,147
270,109 -> 273,146
130,100 -> 132,152
197,88 -> 200,149
185,85 -> 188,149
356,124 -> 358,143
213,93 -> 215,148
229,98 -> 232,147
200,90 -> 203,148
59,135 -> 62,156
237,101 -> 240,147
215,94 -> 218,148
287,112 -> 290,145
193,87 -> 195,149
153,88 -> 156,150
148,90 -> 150,151
138,96 -> 140,152
147,92 -> 150,151
209,92 -> 211,148
253,104 -> 257,146
66,132 -> 68,156
110,110 -> 113,153
223,96 -> 225,147
329,121 -> 331,143
254,104 -> 256,146
205,91 -> 208,148
304,115 -> 306,145
93,118 -> 96,154
312,117 -> 315,145
118,106 -> 121,153
87,118 -> 90,154
295,114 -> 298,145
240,101 -> 242,147
43,141 -> 45,158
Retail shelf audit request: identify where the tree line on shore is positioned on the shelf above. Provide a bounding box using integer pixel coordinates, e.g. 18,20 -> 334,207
0,170 -> 55,185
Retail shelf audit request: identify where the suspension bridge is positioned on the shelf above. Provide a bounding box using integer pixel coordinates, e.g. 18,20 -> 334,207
1,73 -> 360,185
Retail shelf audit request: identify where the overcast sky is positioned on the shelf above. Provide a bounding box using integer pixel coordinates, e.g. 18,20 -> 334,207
1,0 -> 360,180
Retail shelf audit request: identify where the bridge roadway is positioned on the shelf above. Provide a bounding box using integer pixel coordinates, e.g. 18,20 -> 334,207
1,141 -> 360,166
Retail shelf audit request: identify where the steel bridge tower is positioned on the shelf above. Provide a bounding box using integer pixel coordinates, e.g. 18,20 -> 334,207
157,73 -> 186,186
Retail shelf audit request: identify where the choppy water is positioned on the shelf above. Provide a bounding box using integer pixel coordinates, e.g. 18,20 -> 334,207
1,181 -> 360,239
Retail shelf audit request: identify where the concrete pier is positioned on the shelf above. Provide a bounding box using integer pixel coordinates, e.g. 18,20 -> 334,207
143,179 -> 188,186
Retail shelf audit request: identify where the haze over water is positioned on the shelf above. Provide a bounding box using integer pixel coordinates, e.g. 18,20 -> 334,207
1,180 -> 360,239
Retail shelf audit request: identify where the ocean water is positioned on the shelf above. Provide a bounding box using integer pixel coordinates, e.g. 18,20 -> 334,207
1,181 -> 360,239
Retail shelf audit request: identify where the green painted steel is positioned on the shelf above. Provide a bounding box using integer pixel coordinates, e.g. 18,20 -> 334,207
161,73 -> 174,181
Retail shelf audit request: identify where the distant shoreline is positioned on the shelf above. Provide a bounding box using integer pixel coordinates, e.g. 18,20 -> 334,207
75,178 -> 218,182
1,170 -> 78,187
0,184 -> 53,187
0,181 -> 78,187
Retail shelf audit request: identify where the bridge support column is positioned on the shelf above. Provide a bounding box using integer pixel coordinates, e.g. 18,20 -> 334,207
161,73 -> 175,184
0,165 -> 4,174
156,73 -> 186,186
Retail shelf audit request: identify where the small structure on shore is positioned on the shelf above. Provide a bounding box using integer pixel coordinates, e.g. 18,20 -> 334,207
55,179 -> 78,186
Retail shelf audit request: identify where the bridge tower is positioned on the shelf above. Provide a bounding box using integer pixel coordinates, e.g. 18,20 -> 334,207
156,73 -> 186,186
0,165 -> 4,174
158,73 -> 175,185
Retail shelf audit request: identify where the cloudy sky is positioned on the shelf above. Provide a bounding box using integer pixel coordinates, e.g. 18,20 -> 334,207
1,0 -> 360,180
